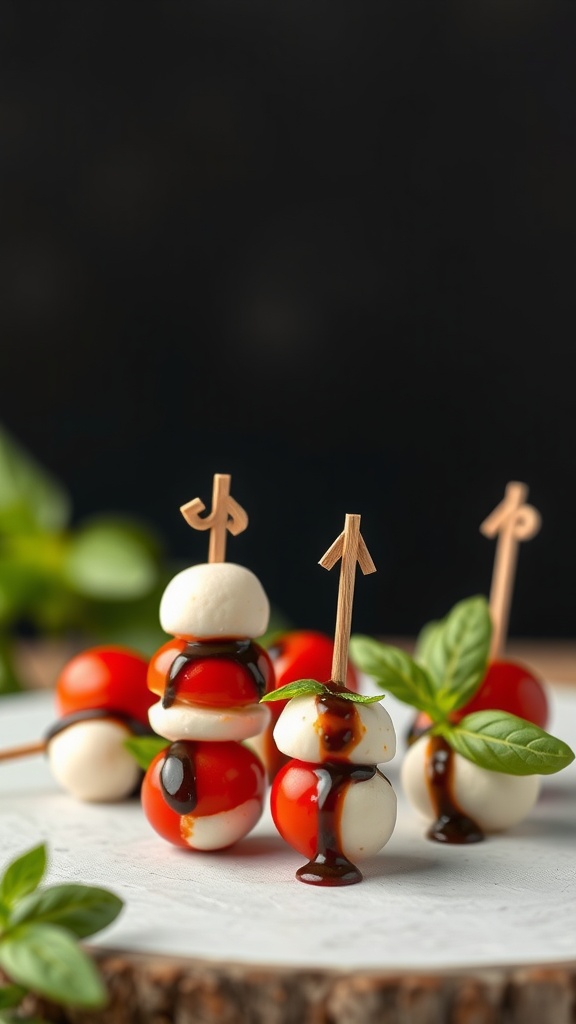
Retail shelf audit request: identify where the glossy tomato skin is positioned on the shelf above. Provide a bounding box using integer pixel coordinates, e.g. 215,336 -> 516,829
270,759 -> 319,859
141,740 -> 267,849
147,638 -> 274,707
407,658 -> 549,745
55,646 -> 154,728
461,659 -> 549,727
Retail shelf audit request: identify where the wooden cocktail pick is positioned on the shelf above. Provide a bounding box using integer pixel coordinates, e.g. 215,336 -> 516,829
0,739 -> 46,763
480,481 -> 541,661
180,473 -> 249,563
319,513 -> 377,684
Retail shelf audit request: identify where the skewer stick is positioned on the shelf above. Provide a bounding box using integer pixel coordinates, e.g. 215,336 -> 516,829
480,481 -> 541,661
319,513 -> 377,684
0,739 -> 46,763
179,473 -> 249,563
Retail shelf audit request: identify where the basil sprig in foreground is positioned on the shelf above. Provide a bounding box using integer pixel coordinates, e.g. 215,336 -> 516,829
349,595 -> 574,776
0,843 -> 122,1020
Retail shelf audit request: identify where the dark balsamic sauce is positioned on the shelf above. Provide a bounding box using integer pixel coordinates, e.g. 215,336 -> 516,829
425,735 -> 484,844
296,682 -> 372,887
160,741 -> 197,815
45,707 -> 154,743
162,639 -> 266,708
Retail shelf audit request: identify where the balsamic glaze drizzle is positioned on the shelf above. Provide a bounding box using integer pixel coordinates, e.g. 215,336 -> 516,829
45,707 -> 154,743
425,735 -> 484,844
160,741 -> 198,815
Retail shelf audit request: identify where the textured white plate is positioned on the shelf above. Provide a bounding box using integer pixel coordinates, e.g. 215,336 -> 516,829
0,681 -> 575,972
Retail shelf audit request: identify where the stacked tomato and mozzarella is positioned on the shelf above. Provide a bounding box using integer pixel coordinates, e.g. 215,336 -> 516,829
48,646 -> 155,803
270,688 -> 398,866
141,562 -> 274,851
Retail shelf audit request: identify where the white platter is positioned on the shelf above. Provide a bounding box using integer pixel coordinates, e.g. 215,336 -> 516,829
0,681 -> 575,974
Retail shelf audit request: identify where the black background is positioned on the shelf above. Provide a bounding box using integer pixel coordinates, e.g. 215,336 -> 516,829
1,1 -> 575,639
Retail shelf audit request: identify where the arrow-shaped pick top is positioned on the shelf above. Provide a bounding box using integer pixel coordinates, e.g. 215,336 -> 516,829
319,513 -> 377,685
180,473 -> 249,563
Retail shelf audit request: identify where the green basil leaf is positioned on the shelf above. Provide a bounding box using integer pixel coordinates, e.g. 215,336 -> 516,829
64,517 -> 160,600
0,846 -> 46,909
260,679 -> 327,702
334,690 -> 384,704
445,711 -> 576,775
348,636 -> 439,719
413,618 -> 441,668
0,426 -> 71,533
10,885 -> 123,939
123,735 -> 168,770
0,983 -> 26,1009
0,923 -> 106,1008
424,595 -> 491,713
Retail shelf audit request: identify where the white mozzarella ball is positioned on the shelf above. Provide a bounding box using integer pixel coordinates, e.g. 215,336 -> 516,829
273,694 -> 396,764
180,797 -> 264,851
159,562 -> 270,639
401,735 -> 542,833
337,770 -> 397,860
148,698 -> 270,742
48,719 -> 141,803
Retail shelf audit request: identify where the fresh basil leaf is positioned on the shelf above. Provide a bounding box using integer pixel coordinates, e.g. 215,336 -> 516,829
348,636 -> 439,719
64,517 -> 160,600
0,426 -> 71,534
445,711 -> 576,776
261,679 -> 327,702
0,983 -> 26,1009
413,618 -> 441,669
10,885 -> 123,939
0,847 -> 46,909
0,923 -> 106,1008
123,735 -> 168,770
424,596 -> 491,713
334,690 -> 384,704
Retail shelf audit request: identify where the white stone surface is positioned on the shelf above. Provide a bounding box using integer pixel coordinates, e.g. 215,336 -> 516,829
0,682 -> 575,971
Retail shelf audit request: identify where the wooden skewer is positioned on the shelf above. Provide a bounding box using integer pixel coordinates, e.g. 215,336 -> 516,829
179,473 -> 249,563
480,481 -> 541,661
0,739 -> 46,763
319,513 -> 377,685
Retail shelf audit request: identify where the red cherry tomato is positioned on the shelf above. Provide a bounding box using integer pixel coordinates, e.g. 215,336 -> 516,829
270,759 -> 320,859
55,646 -> 154,728
460,659 -> 549,727
147,638 -> 274,707
407,658 -> 549,744
141,740 -> 266,848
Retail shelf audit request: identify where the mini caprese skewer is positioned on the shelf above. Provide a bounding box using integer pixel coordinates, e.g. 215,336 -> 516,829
350,595 -> 574,843
0,645 -> 156,803
140,474 -> 273,851
262,513 -> 398,886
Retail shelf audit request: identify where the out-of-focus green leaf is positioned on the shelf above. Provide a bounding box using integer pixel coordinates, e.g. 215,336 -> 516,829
0,427 -> 71,534
64,517 -> 161,600
0,639 -> 22,694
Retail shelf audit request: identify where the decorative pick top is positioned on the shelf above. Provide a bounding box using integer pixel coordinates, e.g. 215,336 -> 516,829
263,513 -> 398,888
180,472 -> 248,564
480,481 -> 541,662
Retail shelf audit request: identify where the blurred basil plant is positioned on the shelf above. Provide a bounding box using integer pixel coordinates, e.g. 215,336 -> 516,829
0,425 -> 171,694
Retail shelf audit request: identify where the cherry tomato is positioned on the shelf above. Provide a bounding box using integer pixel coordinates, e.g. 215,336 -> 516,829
147,637 -> 274,707
460,659 -> 549,727
55,646 -> 154,728
407,658 -> 549,744
269,759 -> 319,859
141,740 -> 266,849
